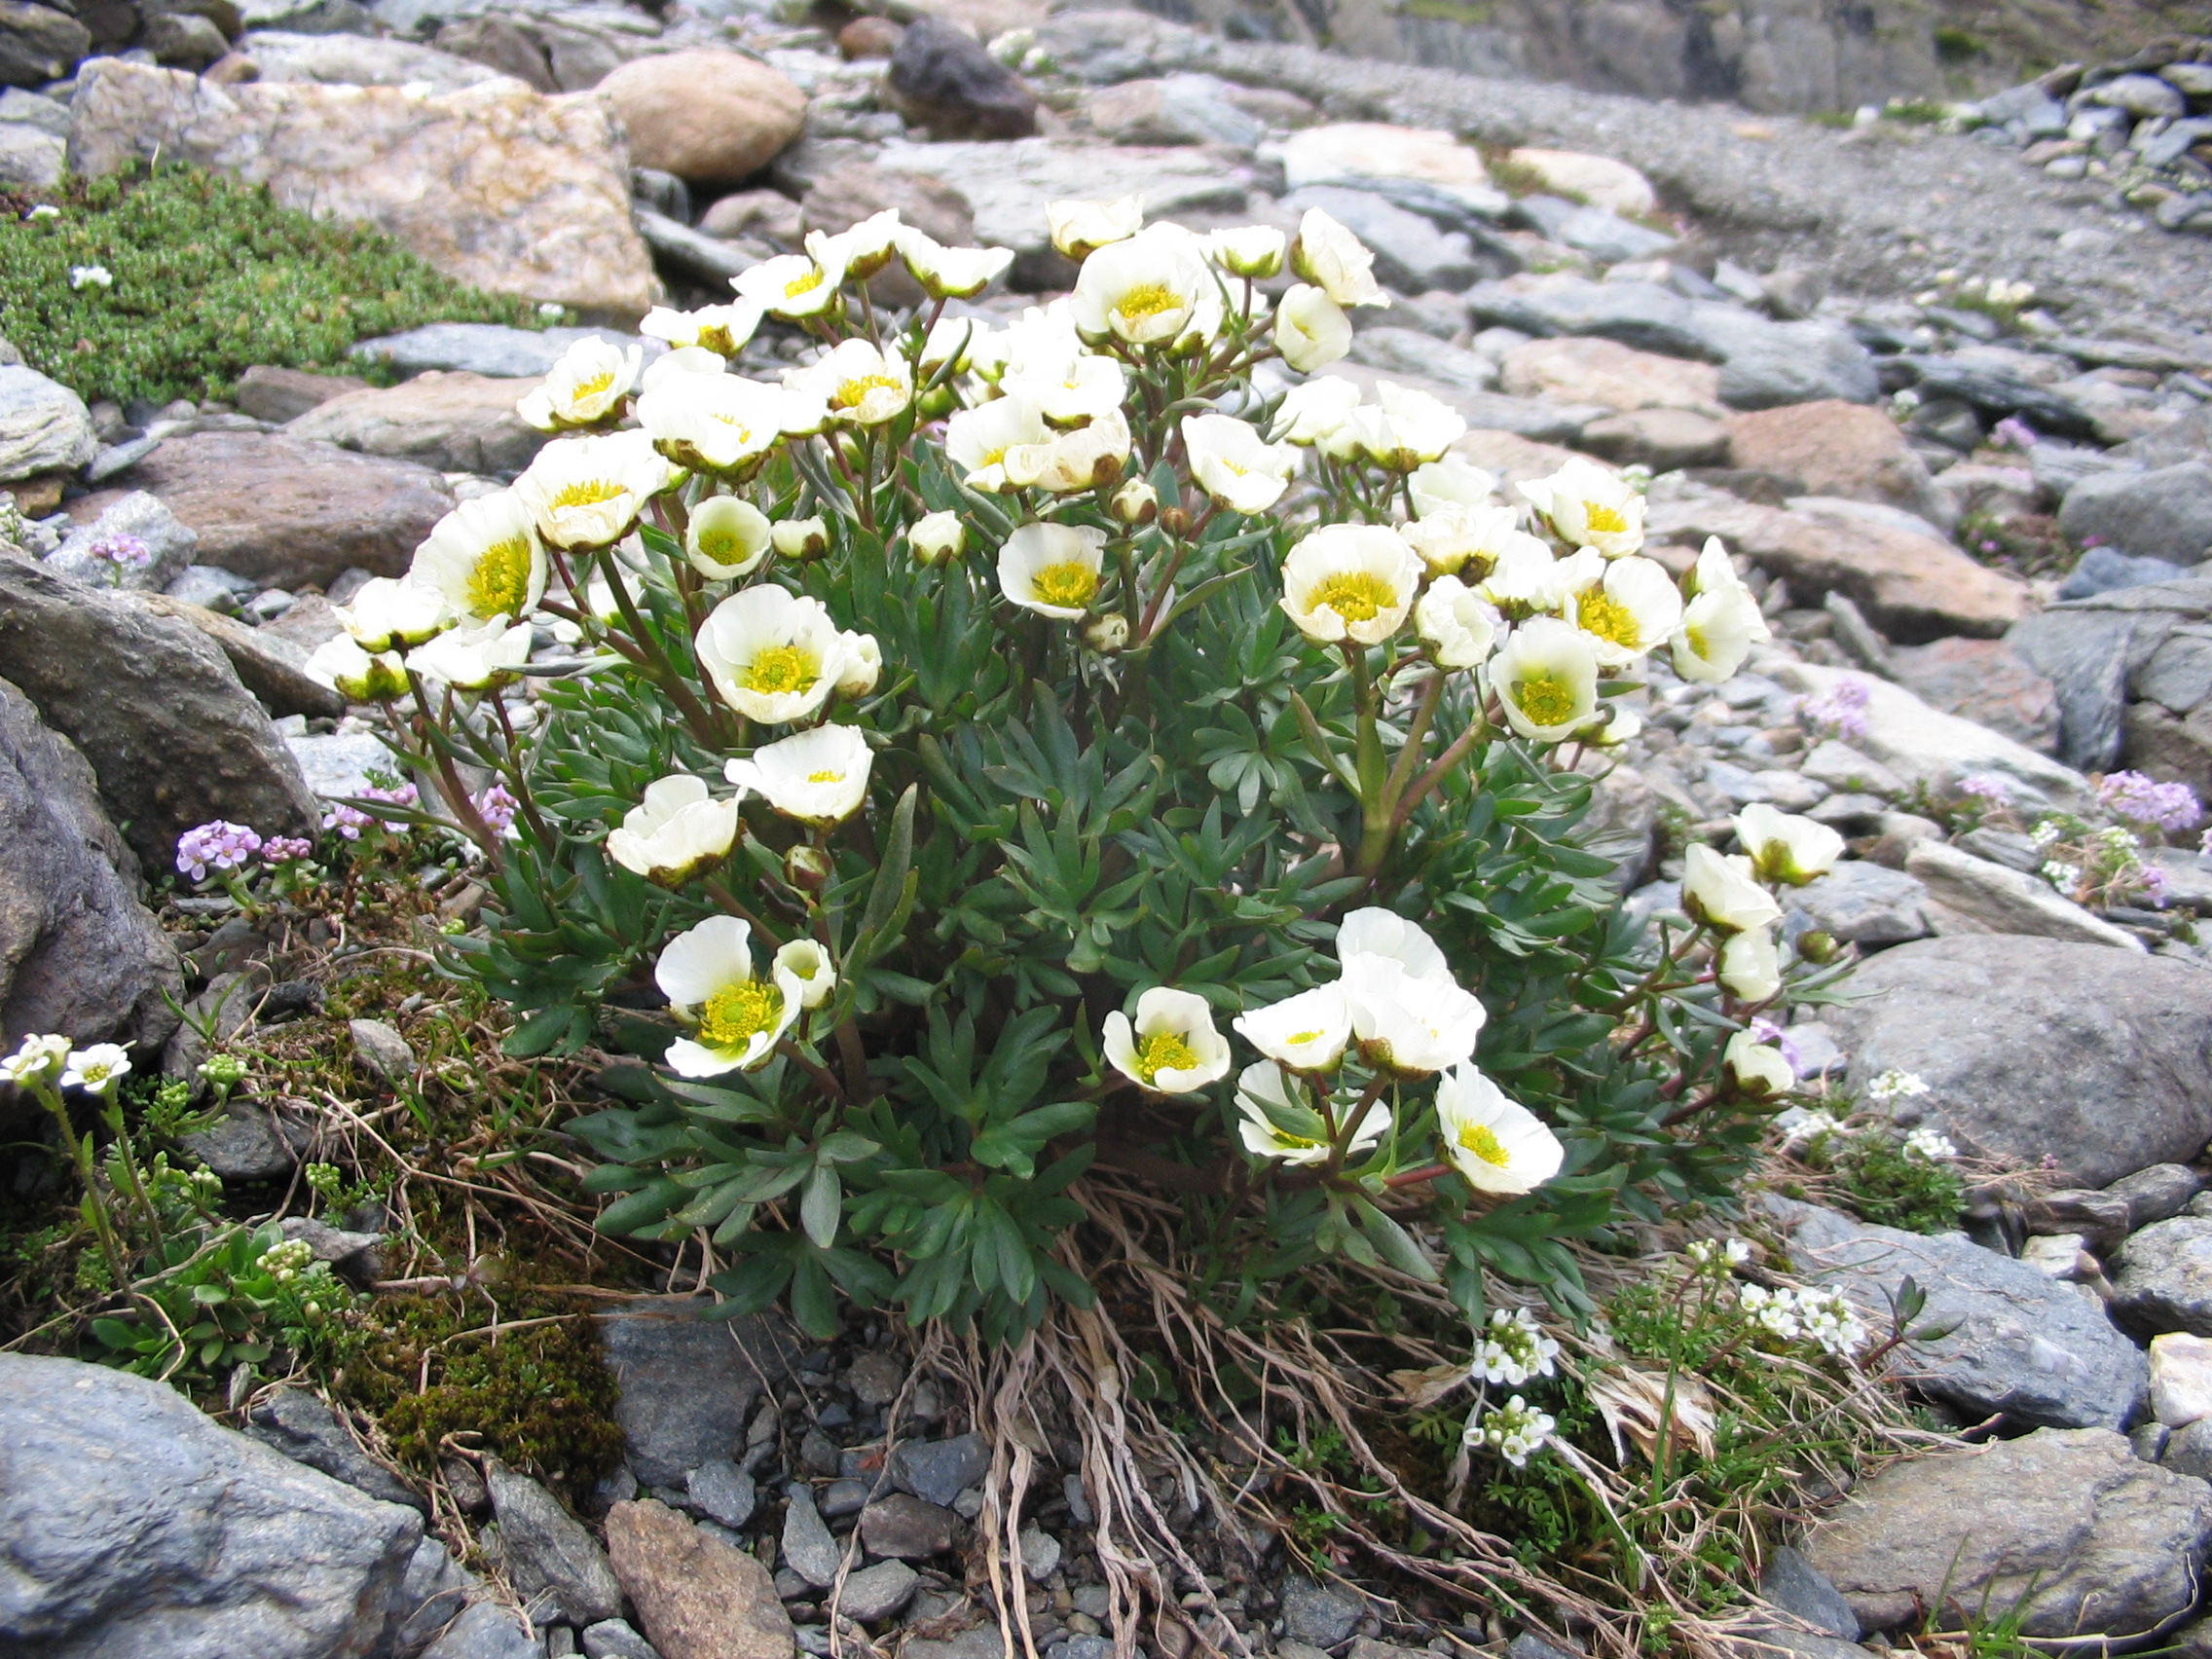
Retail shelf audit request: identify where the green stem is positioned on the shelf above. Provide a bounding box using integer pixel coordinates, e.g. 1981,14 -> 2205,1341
38,1083 -> 127,1286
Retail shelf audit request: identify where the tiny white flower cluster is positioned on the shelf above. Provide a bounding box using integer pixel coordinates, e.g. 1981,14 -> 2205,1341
1472,1306 -> 1562,1386
2041,860 -> 2083,889
68,264 -> 113,291
261,1238 -> 316,1284
2,1033 -> 131,1095
1776,1106 -> 1844,1152
1864,1069 -> 1931,1104
1685,1237 -> 1751,1276
1902,1125 -> 1957,1161
1738,1282 -> 1866,1357
1464,1394 -> 1556,1466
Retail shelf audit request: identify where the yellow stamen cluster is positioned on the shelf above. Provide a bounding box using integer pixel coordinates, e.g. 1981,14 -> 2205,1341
1030,562 -> 1099,608
550,479 -> 626,509
831,375 -> 904,411
1575,591 -> 1639,648
698,979 -> 785,1049
1457,1123 -> 1511,1165
741,645 -> 821,697
1309,571 -> 1396,623
1115,283 -> 1184,321
1582,500 -> 1627,535
1513,673 -> 1579,728
1135,1030 -> 1198,1084
467,536 -> 535,619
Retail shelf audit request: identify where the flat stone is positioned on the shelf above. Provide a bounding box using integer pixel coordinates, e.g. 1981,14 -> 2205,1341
44,489 -> 199,592
2005,605 -> 2151,773
1797,740 -> 1903,796
2059,545 -> 2195,602
782,1483 -> 842,1587
686,1459 -> 756,1530
238,28 -> 502,92
390,1536 -> 477,1655
859,1493 -> 957,1559
234,364 -> 369,424
0,1 -> 89,87
284,371 -> 546,478
0,362 -> 96,483
838,1557 -> 919,1622
1346,325 -> 1498,394
844,1350 -> 904,1407
581,1620 -> 662,1659
1825,934 -> 2212,1189
598,49 -> 806,185
1511,195 -> 1674,263
243,1386 -> 423,1512
1501,335 -> 1720,414
70,58 -> 658,317
1759,1545 -> 1859,1641
130,592 -> 347,719
606,1499 -> 797,1659
1725,400 -> 1947,526
1086,72 -> 1263,148
2116,1220 -> 2212,1339
421,1601 -> 547,1659
1888,637 -> 2061,756
1904,839 -> 2144,950
109,428 -> 453,589
2113,1165 -> 2205,1230
351,323 -> 634,380
598,1299 -> 794,1490
1579,406 -> 1730,469
1279,1579 -> 1364,1648
1802,1427 -> 2211,1639
1503,147 -> 1654,215
2058,461 -> 2212,567
286,727 -> 389,797
1900,355 -> 2098,441
179,1100 -> 301,1180
349,1016 -> 416,1085
488,1462 -> 623,1625
0,119 -> 64,187
2151,1332 -> 2212,1427
1282,184 -> 1483,295
1278,122 -> 1503,217
889,1431 -> 989,1507
1769,1198 -> 2148,1431
1786,860 -> 1929,945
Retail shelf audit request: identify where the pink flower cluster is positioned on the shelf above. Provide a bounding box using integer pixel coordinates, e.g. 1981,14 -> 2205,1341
2096,770 -> 2203,832
1957,774 -> 2009,803
322,782 -> 420,840
175,820 -> 261,881
1799,680 -> 1870,743
87,533 -> 154,571
263,836 -> 314,863
475,784 -> 519,835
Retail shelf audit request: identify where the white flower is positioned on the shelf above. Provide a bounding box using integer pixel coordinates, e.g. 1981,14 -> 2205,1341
1473,1307 -> 1562,1385
1003,409 -> 1131,494
695,584 -> 854,724
305,635 -> 409,702
909,510 -> 966,566
606,774 -> 742,887
1467,1394 -> 1555,1467
1070,223 -> 1222,349
513,432 -> 678,552
732,246 -> 847,320
774,940 -> 837,1010
1183,413 -> 1297,515
1734,802 -> 1844,886
1000,350 -> 1126,427
635,372 -> 792,475
1290,208 -> 1386,309
1409,458 -> 1497,517
1048,195 -> 1144,261
1686,1237 -> 1751,1272
1491,616 -> 1601,742
946,396 -> 1051,493
997,521 -> 1107,619
1673,537 -> 1772,684
1476,537 -> 1566,617
1279,524 -> 1421,646
1435,1063 -> 1563,1194
837,630 -> 881,697
808,210 -> 903,281
1717,926 -> 1783,1003
685,496 -> 773,579
1103,987 -> 1233,1094
1353,382 -> 1465,471
1270,377 -> 1363,446
1793,1286 -> 1867,1358
1740,1282 -> 1800,1340
516,336 -> 642,431
655,915 -> 803,1076
410,491 -> 547,623
1722,1028 -> 1794,1098
1208,224 -> 1286,278
69,264 -> 112,290
1336,906 -> 1451,982
772,517 -> 830,560
1233,982 -> 1353,1073
1903,1125 -> 1957,1161
639,346 -> 730,395
724,723 -> 873,827
2042,860 -> 2083,890
1681,844 -> 1784,933
1401,505 -> 1524,578
1519,459 -> 1646,558
1,1033 -> 69,1088
1234,1060 -> 1384,1165
1273,283 -> 1352,372
1344,956 -> 1486,1076
335,575 -> 451,651
60,1043 -> 130,1096
406,616 -> 534,691
641,301 -> 764,357
1558,552 -> 1682,667
896,227 -> 1015,299
26,204 -> 58,221
1415,575 -> 1500,670
787,338 -> 913,426
1865,1069 -> 1932,1103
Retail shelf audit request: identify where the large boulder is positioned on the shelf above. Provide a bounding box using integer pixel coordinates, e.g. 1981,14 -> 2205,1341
109,429 -> 454,589
884,16 -> 1037,140
0,1353 -> 424,1657
282,372 -> 547,478
1723,400 -> 1948,528
236,28 -> 506,92
68,58 -> 658,317
0,362 -> 97,483
599,1299 -> 796,1490
1803,1428 -> 2212,1640
1888,637 -> 2060,756
2010,578 -> 2212,773
1825,934 -> 2212,1190
0,1 -> 89,87
0,551 -> 318,867
2058,461 -> 2212,568
0,677 -> 179,1051
595,49 -> 805,186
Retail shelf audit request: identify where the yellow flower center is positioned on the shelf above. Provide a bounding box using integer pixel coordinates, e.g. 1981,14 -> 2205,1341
1514,672 -> 1580,728
695,529 -> 743,565
832,374 -> 905,412
1135,1029 -> 1199,1083
1681,622 -> 1711,660
1457,1123 -> 1511,1165
1287,1029 -> 1323,1046
467,536 -> 535,619
697,978 -> 785,1051
550,479 -> 626,510
1575,590 -> 1640,648
699,325 -> 736,355
741,644 -> 821,697
1582,500 -> 1628,535
1029,561 -> 1098,609
568,371 -> 615,405
1272,1128 -> 1326,1149
785,268 -> 826,299
1115,283 -> 1185,321
1309,571 -> 1397,624
806,769 -> 843,784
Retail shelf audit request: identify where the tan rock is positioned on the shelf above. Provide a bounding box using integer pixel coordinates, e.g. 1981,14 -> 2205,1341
597,50 -> 805,187
1278,122 -> 1495,203
69,59 -> 657,317
1725,400 -> 1948,525
1448,428 -> 1582,490
1577,407 -> 1730,470
233,365 -> 369,425
1504,147 -> 1655,216
2124,701 -> 2212,798
800,162 -> 972,250
1500,336 -> 1721,416
837,15 -> 904,57
130,593 -> 347,719
284,371 -> 547,478
698,188 -> 804,244
1890,637 -> 2060,755
607,1499 -> 796,1659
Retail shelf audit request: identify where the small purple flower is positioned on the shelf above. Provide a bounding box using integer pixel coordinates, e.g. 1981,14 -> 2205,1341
1748,1015 -> 1803,1073
87,532 -> 154,571
2097,770 -> 2203,832
1990,416 -> 2038,451
262,836 -> 313,863
1958,774 -> 2009,803
321,802 -> 372,841
474,784 -> 519,835
2140,866 -> 2170,908
1799,679 -> 1870,743
1979,539 -> 2000,554
175,820 -> 262,881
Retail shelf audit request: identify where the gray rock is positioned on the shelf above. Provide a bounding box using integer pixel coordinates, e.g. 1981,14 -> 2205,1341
2114,1219 -> 2212,1338
2091,72 -> 2189,119
859,1493 -> 957,1560
890,1431 -> 989,1507
130,591 -> 347,722
2006,606 -> 2138,771
1902,839 -> 2143,949
237,0 -> 375,32
885,17 -> 1035,139
1088,73 -> 1263,148
838,1558 -> 919,1622
819,1477 -> 870,1518
2113,1165 -> 2205,1230
0,86 -> 69,137
391,1535 -> 479,1654
2058,461 -> 2212,567
1017,1526 -> 1061,1579
1506,1637 -> 1582,1659
422,1600 -> 547,1659
243,1386 -> 423,1512
686,1458 -> 756,1529
2163,1418 -> 2212,1481
781,1483 -> 841,1588
0,362 -> 97,482
166,563 -> 255,610
597,1298 -> 793,1490
287,728 -> 392,800
1827,935 -> 2212,1189
350,1016 -> 417,1086
0,551 -> 319,869
1511,194 -> 1674,263
0,2 -> 87,90
1759,1545 -> 1859,1641
44,491 -> 199,592
1769,1198 -> 2148,1431
2141,627 -> 2212,714
2124,404 -> 2212,469
350,324 -> 640,382
283,371 -> 547,479
487,1462 -> 623,1625
0,677 -> 179,1051
1279,1578 -> 1364,1647
0,118 -> 63,185
1953,827 -> 2043,872
1802,1427 -> 2212,1639
276,1213 -> 382,1272
1346,324 -> 1499,393
582,1617 -> 663,1659
1785,860 -> 1930,945
0,1352 -> 422,1658
1718,323 -> 1883,409
146,12 -> 230,70
1284,185 -> 1483,294
1900,355 -> 2098,440
180,1100 -> 303,1180
844,1350 -> 903,1407
240,27 -> 505,92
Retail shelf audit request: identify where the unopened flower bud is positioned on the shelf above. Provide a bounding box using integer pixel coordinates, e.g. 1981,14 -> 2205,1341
909,510 -> 965,567
1159,506 -> 1192,537
1110,479 -> 1158,527
1084,612 -> 1131,654
771,515 -> 830,561
785,843 -> 832,890
1795,929 -> 1840,965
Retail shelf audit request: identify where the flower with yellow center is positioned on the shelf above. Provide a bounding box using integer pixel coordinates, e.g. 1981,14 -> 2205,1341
1342,382 -> 1464,472
724,722 -> 873,827
1673,536 -> 1771,683
1342,955 -> 1486,1076
896,226 -> 1016,300
655,915 -> 804,1076
1183,413 -> 1296,515
1001,350 -> 1126,427
1414,574 -> 1501,670
635,371 -> 792,476
1555,551 -> 1683,667
1400,504 -> 1525,578
305,635 -> 409,702
946,395 -> 1051,494
1490,616 -> 1600,741
837,630 -> 880,697
694,583 -> 854,724
775,939 -> 837,1010
1235,1061 -> 1388,1166
1519,458 -> 1646,558
1234,982 -> 1352,1074
1048,195 -> 1145,261
808,211 -> 903,281
1270,377 -> 1363,447
1279,523 -> 1421,647
1002,409 -> 1131,495
1289,207 -> 1388,309
641,300 -> 764,358
405,616 -> 534,692
1435,1063 -> 1563,1195
1408,457 -> 1497,517
731,245 -> 849,321
1681,844 -> 1783,934
685,496 -> 773,580
1475,537 -> 1566,619
512,432 -> 679,552
335,575 -> 451,652
606,774 -> 742,888
1069,223 -> 1222,350
1337,906 -> 1452,982
1104,987 -> 1232,1094
516,336 -> 642,432
997,521 -> 1108,620
787,338 -> 913,427
772,516 -> 830,561
1273,282 -> 1352,372
1733,802 -> 1844,886
410,491 -> 547,624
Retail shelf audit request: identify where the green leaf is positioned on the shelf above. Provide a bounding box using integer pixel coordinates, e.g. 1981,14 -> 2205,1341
800,1164 -> 842,1249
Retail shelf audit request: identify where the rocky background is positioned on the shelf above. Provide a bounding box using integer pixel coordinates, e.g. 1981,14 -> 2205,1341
6,0 -> 2212,1657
